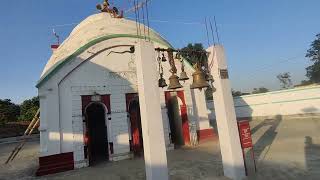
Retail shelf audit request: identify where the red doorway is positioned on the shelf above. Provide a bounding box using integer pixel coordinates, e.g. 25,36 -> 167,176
126,93 -> 143,156
81,95 -> 111,165
165,91 -> 190,145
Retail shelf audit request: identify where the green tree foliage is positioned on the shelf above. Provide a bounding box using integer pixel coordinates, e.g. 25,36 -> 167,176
306,34 -> 320,82
232,89 -> 243,97
180,43 -> 207,66
295,80 -> 313,87
19,96 -> 39,121
0,99 -> 20,124
277,72 -> 292,89
252,87 -> 269,94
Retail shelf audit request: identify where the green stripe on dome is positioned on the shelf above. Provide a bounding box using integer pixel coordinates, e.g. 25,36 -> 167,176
36,34 -> 175,88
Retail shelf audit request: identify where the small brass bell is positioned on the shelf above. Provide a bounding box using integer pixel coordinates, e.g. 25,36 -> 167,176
161,53 -> 167,62
190,69 -> 210,89
168,74 -> 183,89
158,74 -> 167,88
179,71 -> 189,81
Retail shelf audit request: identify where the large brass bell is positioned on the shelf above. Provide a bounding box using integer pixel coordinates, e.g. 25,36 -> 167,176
158,74 -> 167,88
168,74 -> 183,89
190,69 -> 210,89
179,71 -> 189,81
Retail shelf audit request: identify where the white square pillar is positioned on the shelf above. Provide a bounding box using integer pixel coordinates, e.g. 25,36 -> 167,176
207,45 -> 245,180
135,40 -> 169,180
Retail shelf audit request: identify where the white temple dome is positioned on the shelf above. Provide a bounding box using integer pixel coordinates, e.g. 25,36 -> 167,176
38,13 -> 171,87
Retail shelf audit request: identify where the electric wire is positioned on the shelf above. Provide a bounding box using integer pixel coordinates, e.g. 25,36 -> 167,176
141,3 -> 147,40
136,0 -> 142,36
209,18 -> 216,45
213,16 -> 221,44
145,0 -> 151,41
133,0 -> 140,36
204,17 -> 210,47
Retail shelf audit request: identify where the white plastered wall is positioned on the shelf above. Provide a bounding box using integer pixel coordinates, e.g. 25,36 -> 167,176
207,85 -> 320,119
38,37 -> 209,168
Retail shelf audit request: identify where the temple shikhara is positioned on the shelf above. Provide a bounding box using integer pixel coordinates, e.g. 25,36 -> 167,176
35,4 -> 214,175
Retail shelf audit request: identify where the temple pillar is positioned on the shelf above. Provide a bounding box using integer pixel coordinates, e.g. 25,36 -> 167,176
207,45 -> 246,180
135,40 -> 169,180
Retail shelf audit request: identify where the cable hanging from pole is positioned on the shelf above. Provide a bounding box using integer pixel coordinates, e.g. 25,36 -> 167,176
133,0 -> 139,37
136,0 -> 142,36
209,18 -> 216,45
204,17 -> 210,47
213,16 -> 221,44
145,0 -> 151,41
141,3 -> 147,40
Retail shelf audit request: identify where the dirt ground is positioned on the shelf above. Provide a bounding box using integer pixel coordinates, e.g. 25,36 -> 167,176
0,115 -> 319,180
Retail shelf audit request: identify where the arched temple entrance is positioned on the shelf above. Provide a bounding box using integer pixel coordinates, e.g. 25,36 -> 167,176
126,93 -> 143,156
85,102 -> 109,165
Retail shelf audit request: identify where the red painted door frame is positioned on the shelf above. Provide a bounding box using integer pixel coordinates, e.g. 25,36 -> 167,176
125,93 -> 143,155
164,91 -> 191,144
81,95 -> 111,163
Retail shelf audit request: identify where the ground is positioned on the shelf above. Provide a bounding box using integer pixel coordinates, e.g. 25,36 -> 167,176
0,115 -> 319,180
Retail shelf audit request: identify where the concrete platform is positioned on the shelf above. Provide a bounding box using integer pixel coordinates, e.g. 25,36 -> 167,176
0,116 -> 319,180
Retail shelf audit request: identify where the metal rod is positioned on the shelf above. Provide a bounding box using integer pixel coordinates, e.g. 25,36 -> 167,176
205,17 -> 210,47
214,16 -> 221,44
209,18 -> 216,45
145,0 -> 151,41
154,47 -> 210,55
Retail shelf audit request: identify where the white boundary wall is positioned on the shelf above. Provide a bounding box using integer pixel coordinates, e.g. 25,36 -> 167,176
207,85 -> 320,119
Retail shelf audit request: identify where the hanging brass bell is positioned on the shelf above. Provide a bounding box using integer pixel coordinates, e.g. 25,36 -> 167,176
158,73 -> 167,88
179,71 -> 189,81
168,74 -> 183,89
161,53 -> 167,62
158,77 -> 167,88
190,69 -> 210,89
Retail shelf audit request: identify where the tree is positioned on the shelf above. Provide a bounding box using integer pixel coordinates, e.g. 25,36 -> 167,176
0,99 -> 20,124
277,72 -> 292,89
295,80 -> 313,87
180,43 -> 207,66
19,96 -> 39,121
231,89 -> 243,97
252,87 -> 269,94
305,34 -> 320,83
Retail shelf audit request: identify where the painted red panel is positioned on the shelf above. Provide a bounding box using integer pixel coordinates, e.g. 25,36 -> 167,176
238,120 -> 253,149
180,105 -> 190,144
36,152 -> 74,176
126,93 -> 142,155
81,95 -> 91,112
164,91 -> 171,104
125,93 -> 138,111
101,95 -> 111,114
176,91 -> 186,105
197,129 -> 217,142
51,44 -> 59,49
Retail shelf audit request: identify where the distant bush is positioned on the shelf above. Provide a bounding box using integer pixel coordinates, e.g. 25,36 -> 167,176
0,99 -> 20,124
18,96 -> 39,121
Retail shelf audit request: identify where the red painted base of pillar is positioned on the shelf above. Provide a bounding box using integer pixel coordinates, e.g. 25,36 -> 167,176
197,128 -> 217,142
36,152 -> 74,176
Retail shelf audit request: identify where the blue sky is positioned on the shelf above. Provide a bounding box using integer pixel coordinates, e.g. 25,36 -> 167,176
0,0 -> 319,103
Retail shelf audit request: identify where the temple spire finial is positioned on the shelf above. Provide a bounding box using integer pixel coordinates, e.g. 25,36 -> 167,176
96,0 -> 123,18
